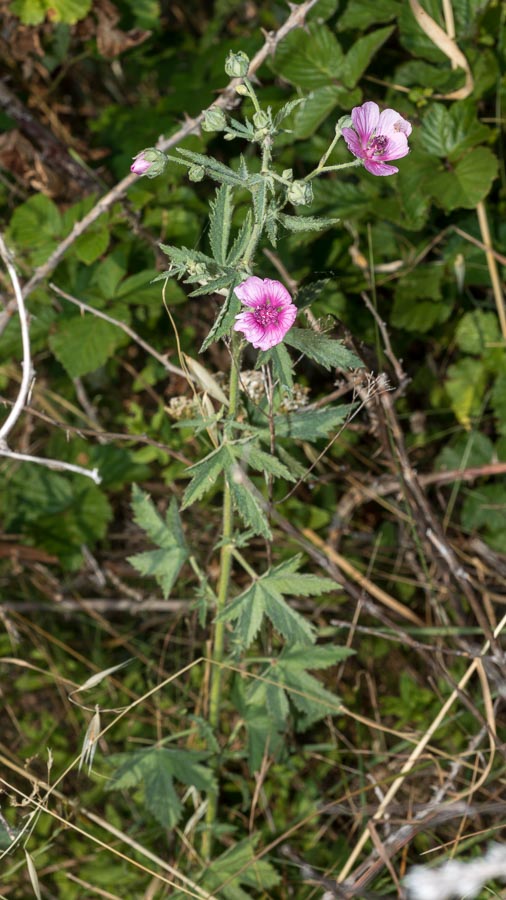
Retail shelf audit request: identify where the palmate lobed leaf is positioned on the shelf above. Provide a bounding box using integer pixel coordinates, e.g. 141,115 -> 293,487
247,642 -> 353,730
129,488 -> 188,597
106,747 -> 216,829
218,556 -> 337,648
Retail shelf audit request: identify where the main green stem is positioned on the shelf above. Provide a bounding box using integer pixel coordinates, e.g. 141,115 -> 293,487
203,333 -> 241,859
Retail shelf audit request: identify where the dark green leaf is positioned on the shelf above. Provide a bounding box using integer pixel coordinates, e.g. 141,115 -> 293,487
284,327 -> 362,370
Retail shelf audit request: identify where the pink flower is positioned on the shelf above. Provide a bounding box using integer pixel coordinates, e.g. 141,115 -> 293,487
233,277 -> 297,351
131,152 -> 153,175
342,101 -> 412,176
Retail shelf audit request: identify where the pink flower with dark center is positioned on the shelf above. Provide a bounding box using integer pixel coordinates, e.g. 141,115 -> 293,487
233,277 -> 297,351
342,101 -> 412,176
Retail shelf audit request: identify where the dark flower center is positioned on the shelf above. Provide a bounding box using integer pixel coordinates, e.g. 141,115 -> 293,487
370,134 -> 388,156
253,303 -> 280,327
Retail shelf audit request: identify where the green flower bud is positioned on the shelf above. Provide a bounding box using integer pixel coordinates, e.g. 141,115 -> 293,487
188,165 -> 205,182
225,50 -> 250,78
234,84 -> 250,97
287,180 -> 314,207
201,107 -> 227,132
252,110 -> 270,130
337,114 -> 353,131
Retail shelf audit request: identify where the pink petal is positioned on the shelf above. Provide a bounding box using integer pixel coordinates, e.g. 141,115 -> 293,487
363,159 -> 399,176
342,128 -> 366,158
377,108 -> 412,137
234,276 -> 268,307
351,102 -> 379,143
262,279 -> 292,308
382,133 -> 409,161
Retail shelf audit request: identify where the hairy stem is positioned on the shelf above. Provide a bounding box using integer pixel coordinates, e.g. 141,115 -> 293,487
202,333 -> 241,859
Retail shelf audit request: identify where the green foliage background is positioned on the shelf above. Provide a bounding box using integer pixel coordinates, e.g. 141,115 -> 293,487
0,0 -> 505,896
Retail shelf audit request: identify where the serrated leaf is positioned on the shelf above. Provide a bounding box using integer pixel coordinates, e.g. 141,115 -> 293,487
284,328 -> 362,370
209,185 -> 234,265
248,641 -> 347,729
251,177 -> 268,226
430,147 -> 498,211
233,442 -> 296,482
49,313 -> 122,378
176,148 -> 244,186
446,357 -> 487,428
188,273 -> 234,296
218,556 -> 333,647
293,85 -> 358,138
274,23 -> 344,89
200,288 -> 241,352
455,311 -> 501,355
341,26 -> 394,88
131,486 -> 185,549
278,213 -> 340,233
421,102 -> 490,160
226,211 -> 253,266
273,97 -> 306,128
107,748 -> 215,830
270,342 -> 294,392
296,280 -> 330,310
129,488 -> 188,598
338,0 -> 401,29
182,445 -> 229,508
204,839 -> 280,898
228,472 -> 272,539
492,374 -> 506,437
273,404 -> 356,441
74,227 -> 110,265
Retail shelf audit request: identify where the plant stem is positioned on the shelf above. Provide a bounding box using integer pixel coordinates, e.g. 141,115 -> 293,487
202,333 -> 241,860
305,157 -> 363,181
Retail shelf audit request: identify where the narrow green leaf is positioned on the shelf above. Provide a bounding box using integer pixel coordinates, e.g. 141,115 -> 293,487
233,442 -> 297,482
209,185 -> 234,265
273,404 -> 357,441
278,213 -> 340,232
228,473 -> 272,539
226,210 -> 254,266
200,288 -> 241,352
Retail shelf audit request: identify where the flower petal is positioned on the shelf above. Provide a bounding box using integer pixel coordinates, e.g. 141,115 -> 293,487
363,159 -> 399,176
381,133 -> 409,161
377,108 -> 412,137
351,101 -> 379,143
342,128 -> 366,158
262,278 -> 293,308
234,276 -> 268,307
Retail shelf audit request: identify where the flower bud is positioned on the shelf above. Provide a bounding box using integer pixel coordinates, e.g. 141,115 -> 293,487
130,148 -> 167,178
234,84 -> 250,97
337,114 -> 353,131
188,164 -> 205,182
287,180 -> 313,206
201,107 -> 227,132
252,110 -> 270,130
225,50 -> 250,78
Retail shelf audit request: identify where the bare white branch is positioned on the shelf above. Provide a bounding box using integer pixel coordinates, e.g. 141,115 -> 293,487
0,233 -> 34,446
